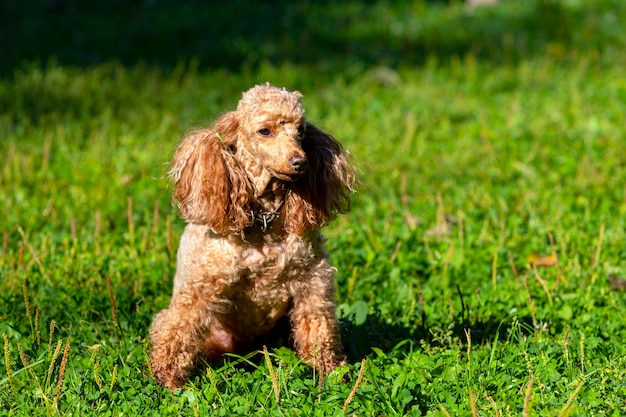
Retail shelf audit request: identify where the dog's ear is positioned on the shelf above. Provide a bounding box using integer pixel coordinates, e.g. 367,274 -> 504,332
283,122 -> 355,234
168,112 -> 253,233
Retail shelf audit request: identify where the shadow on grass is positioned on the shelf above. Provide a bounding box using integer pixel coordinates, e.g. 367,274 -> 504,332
1,0 -> 612,77
341,303 -> 555,362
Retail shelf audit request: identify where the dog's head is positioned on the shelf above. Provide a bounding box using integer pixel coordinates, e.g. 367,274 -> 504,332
234,83 -> 308,182
168,84 -> 355,235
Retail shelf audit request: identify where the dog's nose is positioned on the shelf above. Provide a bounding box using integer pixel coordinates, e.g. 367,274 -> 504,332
289,156 -> 308,173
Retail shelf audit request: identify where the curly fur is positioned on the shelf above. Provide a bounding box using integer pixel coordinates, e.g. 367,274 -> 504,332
149,83 -> 355,390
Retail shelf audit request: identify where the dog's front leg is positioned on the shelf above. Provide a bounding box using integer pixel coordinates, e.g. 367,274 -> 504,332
289,265 -> 347,375
149,286 -> 231,390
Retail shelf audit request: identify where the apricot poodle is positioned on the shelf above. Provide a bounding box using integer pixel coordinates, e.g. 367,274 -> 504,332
149,83 -> 355,390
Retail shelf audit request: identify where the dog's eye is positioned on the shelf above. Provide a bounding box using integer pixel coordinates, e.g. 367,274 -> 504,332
258,128 -> 271,137
297,125 -> 305,139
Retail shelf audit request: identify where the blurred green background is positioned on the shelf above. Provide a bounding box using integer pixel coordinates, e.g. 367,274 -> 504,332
2,0 -> 623,76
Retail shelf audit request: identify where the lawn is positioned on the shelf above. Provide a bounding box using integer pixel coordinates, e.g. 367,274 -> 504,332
2,0 -> 626,415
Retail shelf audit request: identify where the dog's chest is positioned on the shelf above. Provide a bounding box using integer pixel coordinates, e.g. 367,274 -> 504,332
242,232 -> 310,267
227,236 -> 318,334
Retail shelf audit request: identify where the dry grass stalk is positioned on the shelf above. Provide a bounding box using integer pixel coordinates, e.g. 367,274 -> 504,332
522,378 -> 534,417
55,339 -> 71,404
93,360 -> 103,391
579,333 -> 585,373
563,325 -> 570,364
204,366 -> 222,406
400,173 -> 418,230
70,217 -> 77,241
48,320 -> 57,353
105,274 -> 119,338
18,342 -> 46,404
508,251 -> 519,280
35,308 -> 41,348
152,200 -> 160,233
143,343 -> 153,377
3,333 -> 16,398
127,196 -> 135,241
42,138 -> 52,172
469,386 -> 478,417
547,232 -> 565,291
22,279 -> 32,325
464,328 -> 472,364
486,396 -> 502,417
17,226 -> 51,285
438,404 -> 452,417
532,265 -> 553,305
110,364 -> 119,391
522,275 -> 538,330
46,339 -> 63,390
389,240 -> 402,264
263,345 -> 279,403
343,358 -> 366,412
442,241 -> 456,280
558,380 -> 584,417
17,342 -> 30,370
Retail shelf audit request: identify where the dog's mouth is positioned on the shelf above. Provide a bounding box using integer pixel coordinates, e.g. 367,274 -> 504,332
274,171 -> 305,182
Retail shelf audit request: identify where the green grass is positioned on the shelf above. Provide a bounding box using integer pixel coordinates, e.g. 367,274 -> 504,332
3,0 -> 626,415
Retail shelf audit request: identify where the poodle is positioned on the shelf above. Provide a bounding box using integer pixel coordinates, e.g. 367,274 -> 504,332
149,83 -> 356,390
